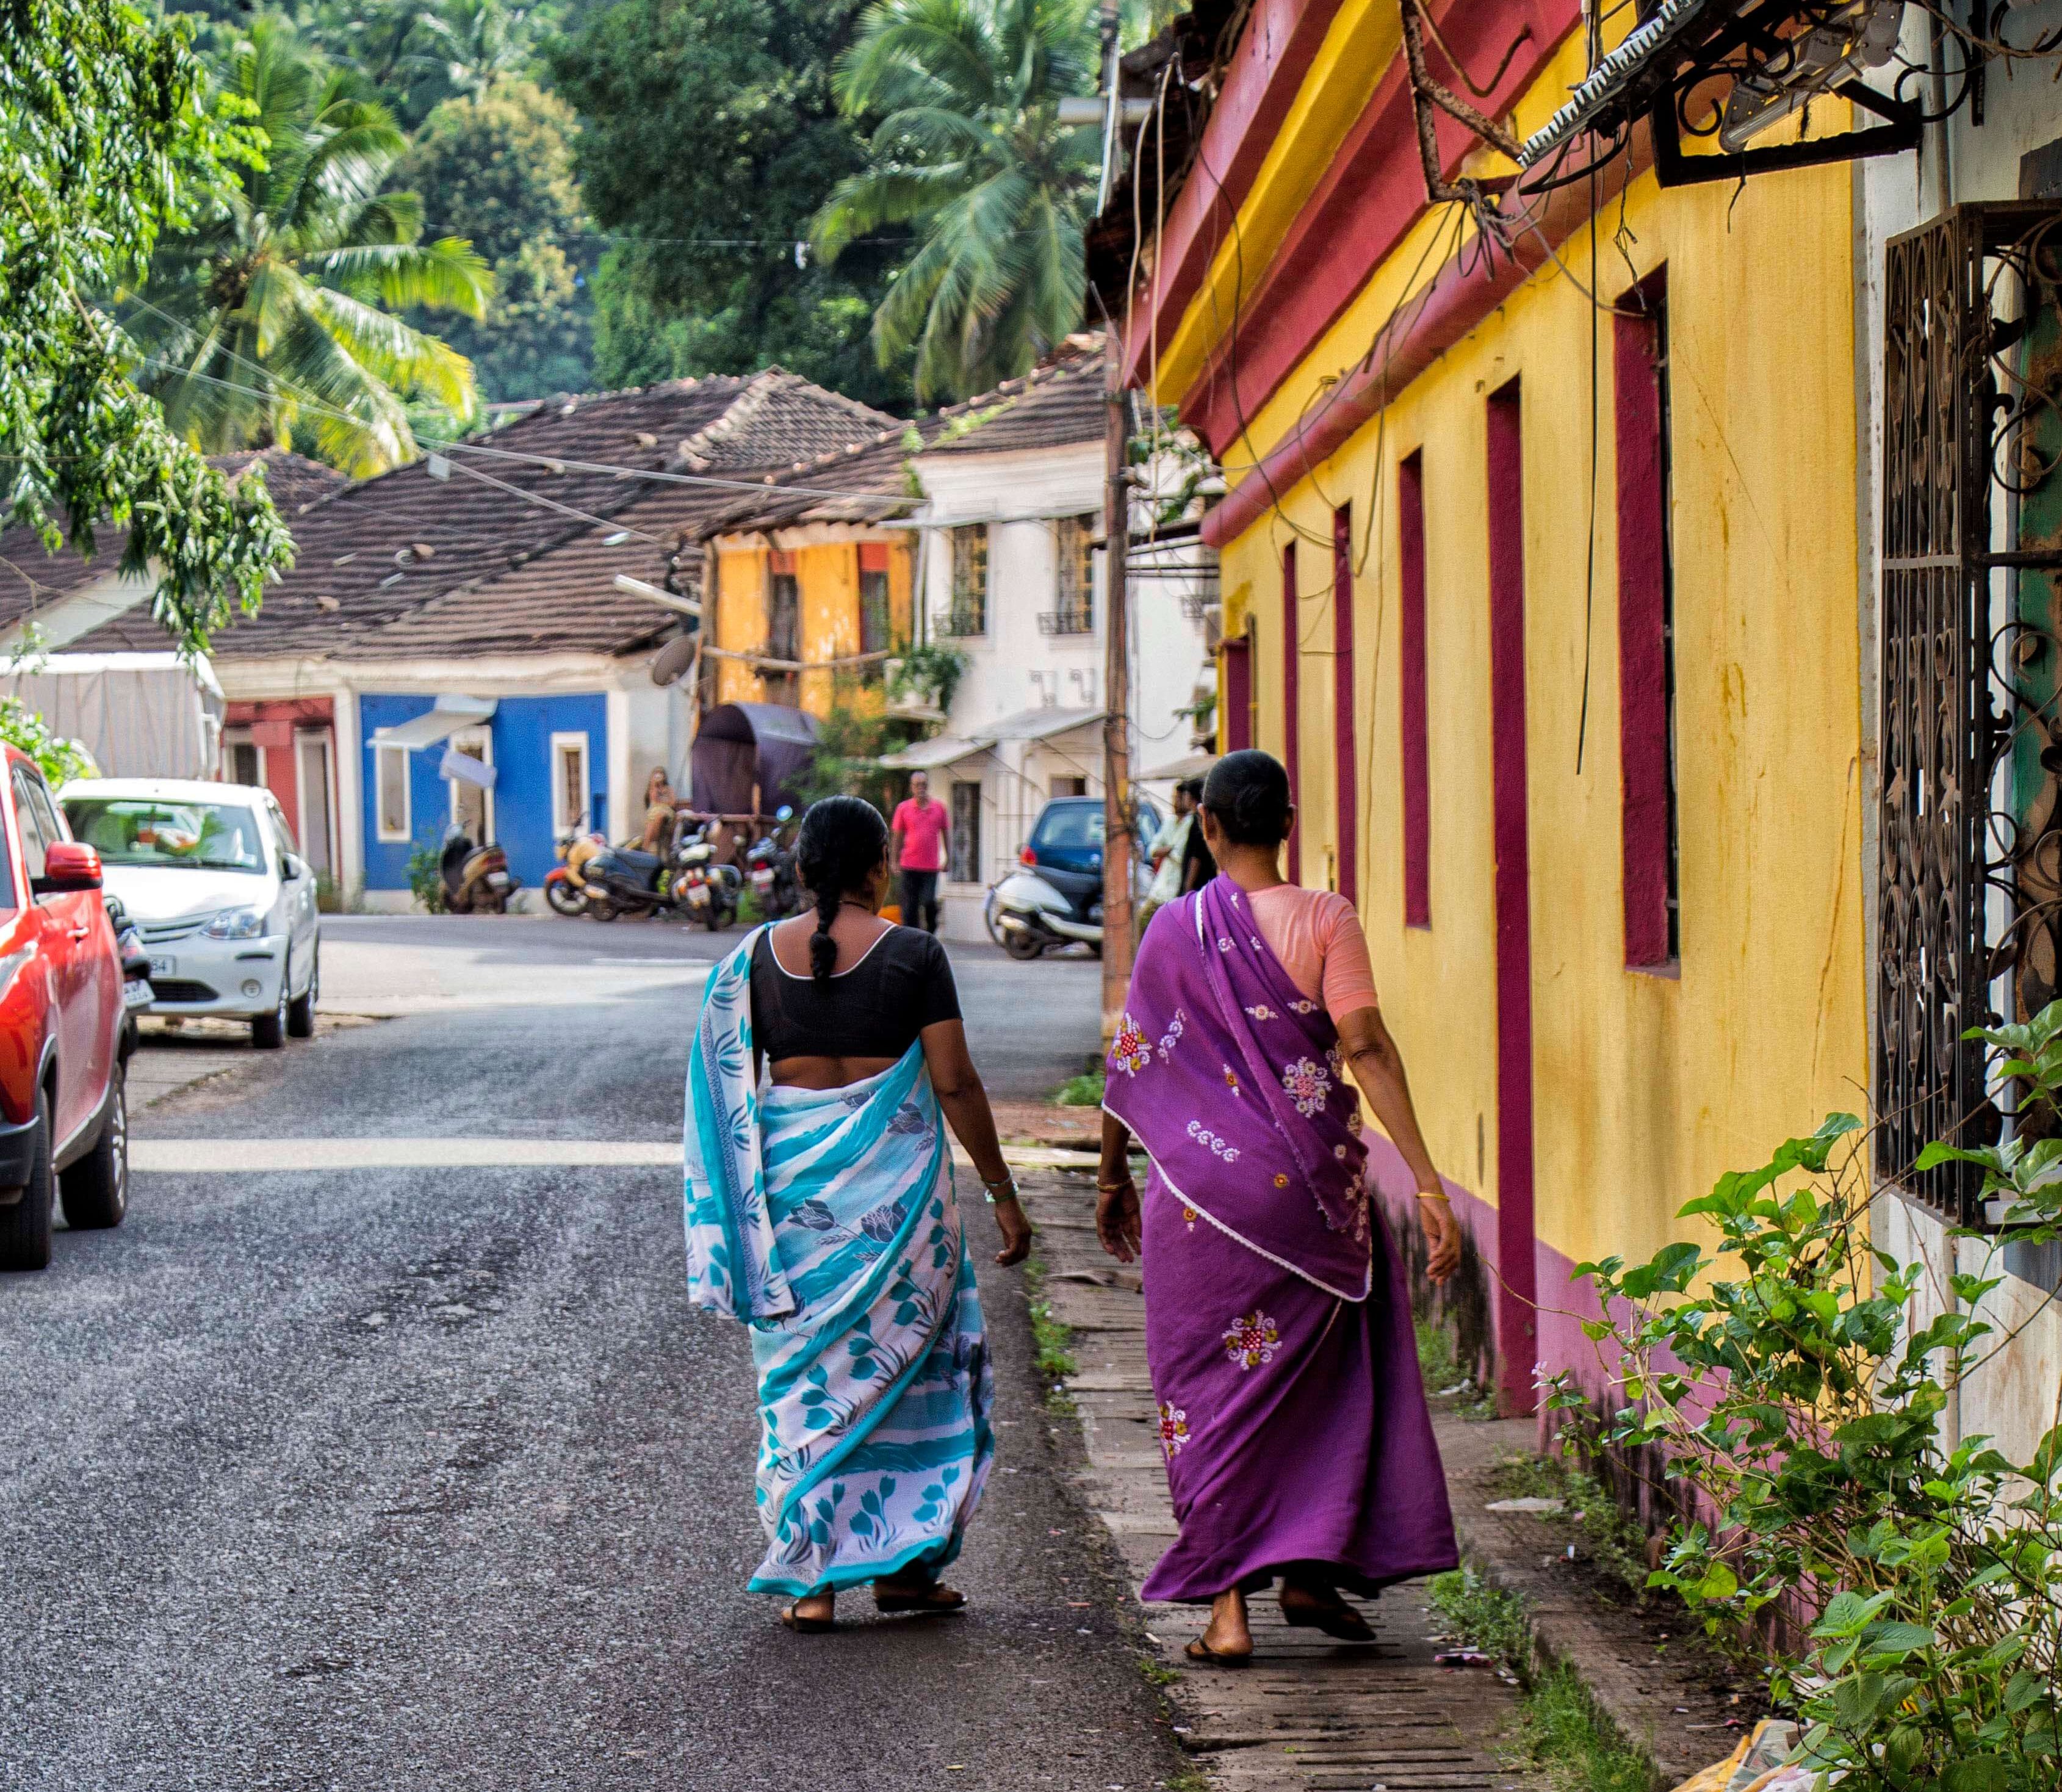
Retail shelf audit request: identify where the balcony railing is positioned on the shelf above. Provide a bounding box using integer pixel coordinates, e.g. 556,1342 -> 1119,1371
1037,605 -> 1094,635
937,601 -> 986,637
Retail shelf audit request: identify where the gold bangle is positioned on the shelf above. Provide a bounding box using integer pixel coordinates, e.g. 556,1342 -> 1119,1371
1415,1190 -> 1451,1203
1097,1179 -> 1134,1193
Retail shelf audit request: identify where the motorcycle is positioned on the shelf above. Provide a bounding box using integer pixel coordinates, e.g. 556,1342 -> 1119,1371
105,893 -> 153,1056
671,823 -> 742,930
440,829 -> 517,914
546,829 -> 603,917
744,806 -> 800,920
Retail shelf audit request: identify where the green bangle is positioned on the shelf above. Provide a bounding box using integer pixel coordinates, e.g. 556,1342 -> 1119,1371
981,1174 -> 1018,1205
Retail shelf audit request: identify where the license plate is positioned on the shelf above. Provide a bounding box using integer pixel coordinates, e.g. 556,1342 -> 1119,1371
486,870 -> 510,889
150,956 -> 175,978
124,980 -> 154,1010
751,870 -> 773,887
686,883 -> 710,906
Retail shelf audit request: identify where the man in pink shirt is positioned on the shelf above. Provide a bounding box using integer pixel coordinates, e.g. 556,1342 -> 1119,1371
889,771 -> 950,933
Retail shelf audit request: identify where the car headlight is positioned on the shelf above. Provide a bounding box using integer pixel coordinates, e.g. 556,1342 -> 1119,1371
203,908 -> 265,941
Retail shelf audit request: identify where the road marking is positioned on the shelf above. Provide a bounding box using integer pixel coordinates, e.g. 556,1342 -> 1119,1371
130,1138 -> 1099,1173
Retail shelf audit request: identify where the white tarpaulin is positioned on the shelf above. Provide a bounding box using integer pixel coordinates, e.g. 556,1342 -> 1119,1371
0,652 -> 224,779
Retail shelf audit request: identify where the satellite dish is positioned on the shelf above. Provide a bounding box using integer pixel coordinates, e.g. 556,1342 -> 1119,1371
651,634 -> 698,688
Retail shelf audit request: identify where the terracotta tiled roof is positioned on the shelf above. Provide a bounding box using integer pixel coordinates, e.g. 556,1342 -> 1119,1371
0,449 -> 344,635
68,373 -> 901,662
921,336 -> 1108,457
697,422 -> 937,538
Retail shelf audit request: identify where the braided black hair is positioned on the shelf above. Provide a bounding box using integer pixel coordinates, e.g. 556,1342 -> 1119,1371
1201,749 -> 1293,847
794,795 -> 889,981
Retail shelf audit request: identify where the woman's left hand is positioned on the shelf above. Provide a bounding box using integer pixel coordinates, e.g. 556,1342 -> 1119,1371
992,1197 -> 1033,1267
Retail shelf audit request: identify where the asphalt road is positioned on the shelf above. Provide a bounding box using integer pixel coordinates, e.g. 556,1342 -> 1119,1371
0,919 -> 1172,1791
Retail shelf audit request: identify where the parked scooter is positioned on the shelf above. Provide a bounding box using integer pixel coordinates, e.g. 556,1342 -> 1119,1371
992,861 -> 1105,959
673,829 -> 741,930
744,806 -> 800,920
441,829 -> 517,914
546,829 -> 603,916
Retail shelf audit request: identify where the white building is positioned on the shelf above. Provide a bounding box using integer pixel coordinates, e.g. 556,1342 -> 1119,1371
887,340 -> 1217,941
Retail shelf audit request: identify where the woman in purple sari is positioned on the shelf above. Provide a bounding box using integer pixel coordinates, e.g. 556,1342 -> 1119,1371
1097,750 -> 1462,1664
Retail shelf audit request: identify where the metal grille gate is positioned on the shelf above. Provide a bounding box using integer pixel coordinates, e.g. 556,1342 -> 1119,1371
1879,202 -> 2062,1220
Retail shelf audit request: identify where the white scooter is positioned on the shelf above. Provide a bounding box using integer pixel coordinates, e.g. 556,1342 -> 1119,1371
991,865 -> 1102,959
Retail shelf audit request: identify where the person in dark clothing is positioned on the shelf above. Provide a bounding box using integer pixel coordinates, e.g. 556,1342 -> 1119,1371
1176,777 -> 1217,892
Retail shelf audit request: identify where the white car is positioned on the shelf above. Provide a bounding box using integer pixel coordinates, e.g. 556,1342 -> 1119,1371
58,779 -> 321,1049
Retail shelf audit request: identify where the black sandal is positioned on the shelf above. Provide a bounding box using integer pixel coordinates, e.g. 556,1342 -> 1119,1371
780,1602 -> 835,1633
872,1582 -> 967,1615
1184,1636 -> 1252,1667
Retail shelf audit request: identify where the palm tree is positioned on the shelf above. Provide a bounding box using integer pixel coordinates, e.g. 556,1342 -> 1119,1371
129,21 -> 491,476
813,0 -> 1100,402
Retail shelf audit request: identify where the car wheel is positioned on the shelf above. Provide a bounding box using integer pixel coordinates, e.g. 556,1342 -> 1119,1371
253,978 -> 287,1049
59,1059 -> 126,1231
0,1089 -> 55,1272
287,948 -> 317,1039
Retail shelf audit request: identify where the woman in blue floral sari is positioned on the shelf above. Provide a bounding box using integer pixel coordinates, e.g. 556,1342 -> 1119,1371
683,796 -> 1031,1633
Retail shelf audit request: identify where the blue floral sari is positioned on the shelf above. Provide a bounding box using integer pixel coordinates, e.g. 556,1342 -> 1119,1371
683,930 -> 994,1596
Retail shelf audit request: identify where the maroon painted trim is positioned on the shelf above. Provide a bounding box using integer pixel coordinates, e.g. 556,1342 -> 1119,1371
1223,633 -> 1253,751
1332,505 -> 1358,904
1200,125 -> 1655,552
1282,541 -> 1302,882
1182,0 -> 1579,459
1121,0 -> 1347,388
1615,274 -> 1671,969
1398,452 -> 1430,927
1486,380 -> 1537,1418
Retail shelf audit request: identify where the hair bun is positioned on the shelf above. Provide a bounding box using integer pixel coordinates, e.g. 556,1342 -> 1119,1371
1202,750 -> 1292,848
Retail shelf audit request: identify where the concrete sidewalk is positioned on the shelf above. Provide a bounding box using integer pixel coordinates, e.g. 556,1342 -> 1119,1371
1020,1169 -> 1545,1792
1021,1168 -> 1750,1792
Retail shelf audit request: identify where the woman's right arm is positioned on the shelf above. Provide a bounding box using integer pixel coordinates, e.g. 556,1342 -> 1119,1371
1095,1111 -> 1141,1263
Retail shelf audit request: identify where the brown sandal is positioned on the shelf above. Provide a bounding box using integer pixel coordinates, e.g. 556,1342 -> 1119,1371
1184,1636 -> 1252,1667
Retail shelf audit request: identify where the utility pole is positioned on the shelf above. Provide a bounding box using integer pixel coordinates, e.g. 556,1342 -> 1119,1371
1101,334 -> 1134,1041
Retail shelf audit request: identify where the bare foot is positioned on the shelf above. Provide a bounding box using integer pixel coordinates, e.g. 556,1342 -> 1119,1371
1202,1588 -> 1252,1656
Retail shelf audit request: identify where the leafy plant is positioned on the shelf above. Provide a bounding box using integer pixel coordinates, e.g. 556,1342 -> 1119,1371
1051,1065 -> 1105,1107
888,642 -> 968,712
794,702 -> 905,812
1554,1003 -> 2062,1792
1428,1566 -> 1534,1674
3,0 -> 292,656
0,700 -> 97,788
406,831 -> 449,912
813,0 -> 1100,400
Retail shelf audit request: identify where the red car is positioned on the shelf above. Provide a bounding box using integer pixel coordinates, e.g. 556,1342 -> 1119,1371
0,745 -> 130,1271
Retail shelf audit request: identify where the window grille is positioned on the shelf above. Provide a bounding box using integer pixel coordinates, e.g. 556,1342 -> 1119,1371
945,525 -> 987,635
1878,203 -> 2062,1221
1042,515 -> 1095,634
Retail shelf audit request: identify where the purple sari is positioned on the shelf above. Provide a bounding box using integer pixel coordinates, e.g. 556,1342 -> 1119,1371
1104,876 -> 1457,1603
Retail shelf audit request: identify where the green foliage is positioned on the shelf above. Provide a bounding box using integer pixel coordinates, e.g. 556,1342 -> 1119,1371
0,700 -> 97,787
397,79 -> 593,400
1557,1005 -> 2062,1791
1427,1567 -> 1534,1675
292,0 -> 553,129
406,831 -> 449,912
554,0 -> 912,409
815,0 -> 1100,400
1021,1256 -> 1076,1415
127,18 -> 491,475
793,703 -> 904,812
1510,1664 -> 1656,1792
1051,1064 -> 1105,1107
2,0 -> 292,655
888,641 -> 969,711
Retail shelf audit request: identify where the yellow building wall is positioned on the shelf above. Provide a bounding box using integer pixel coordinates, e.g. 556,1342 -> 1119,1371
709,538 -> 917,720
1209,161 -> 1870,1287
